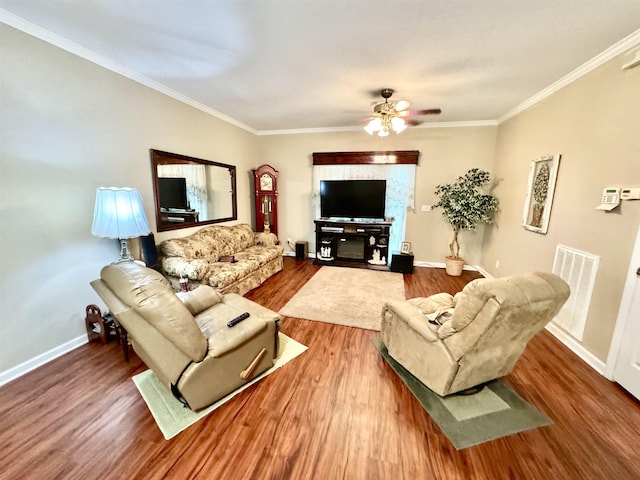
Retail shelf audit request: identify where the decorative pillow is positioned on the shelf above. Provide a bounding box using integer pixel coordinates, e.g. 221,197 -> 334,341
161,256 -> 210,280
254,232 -> 278,247
408,293 -> 455,317
176,285 -> 223,315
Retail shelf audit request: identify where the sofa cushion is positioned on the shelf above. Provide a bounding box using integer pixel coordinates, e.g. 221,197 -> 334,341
215,224 -> 255,257
254,231 -> 279,247
160,224 -> 257,263
205,258 -> 261,289
161,232 -> 219,263
177,285 -> 223,315
205,244 -> 283,288
161,256 -> 210,280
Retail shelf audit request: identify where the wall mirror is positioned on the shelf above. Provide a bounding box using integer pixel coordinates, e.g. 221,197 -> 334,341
150,149 -> 237,232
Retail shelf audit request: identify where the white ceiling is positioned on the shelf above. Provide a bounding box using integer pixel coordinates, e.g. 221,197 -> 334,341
1,1 -> 639,134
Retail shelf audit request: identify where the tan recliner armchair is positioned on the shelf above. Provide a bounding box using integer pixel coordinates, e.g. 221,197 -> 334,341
91,262 -> 281,411
381,272 -> 570,396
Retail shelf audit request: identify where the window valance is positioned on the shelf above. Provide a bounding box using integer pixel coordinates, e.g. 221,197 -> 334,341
312,150 -> 420,165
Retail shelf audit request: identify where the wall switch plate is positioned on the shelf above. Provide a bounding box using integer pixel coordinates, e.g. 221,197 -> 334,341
421,205 -> 432,211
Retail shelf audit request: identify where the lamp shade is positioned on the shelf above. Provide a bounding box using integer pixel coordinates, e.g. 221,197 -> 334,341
91,187 -> 150,239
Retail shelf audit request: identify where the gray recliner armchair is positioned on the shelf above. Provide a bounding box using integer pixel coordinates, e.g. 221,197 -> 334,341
381,272 -> 570,396
91,262 -> 281,411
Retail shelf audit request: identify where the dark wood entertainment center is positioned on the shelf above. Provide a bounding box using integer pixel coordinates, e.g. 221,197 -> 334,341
310,150 -> 419,272
314,219 -> 391,270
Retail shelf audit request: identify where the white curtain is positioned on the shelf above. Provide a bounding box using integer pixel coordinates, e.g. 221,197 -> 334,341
313,164 -> 416,254
158,164 -> 208,219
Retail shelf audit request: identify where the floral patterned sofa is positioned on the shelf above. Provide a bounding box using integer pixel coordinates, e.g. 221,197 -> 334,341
159,223 -> 283,296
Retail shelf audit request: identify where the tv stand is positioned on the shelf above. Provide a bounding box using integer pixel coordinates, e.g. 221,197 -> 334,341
314,219 -> 391,270
160,209 -> 199,224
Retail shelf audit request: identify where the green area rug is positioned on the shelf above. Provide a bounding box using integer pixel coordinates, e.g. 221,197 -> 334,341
373,337 -> 552,449
133,333 -> 307,439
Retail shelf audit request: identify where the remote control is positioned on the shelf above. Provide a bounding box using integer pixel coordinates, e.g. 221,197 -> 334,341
227,312 -> 250,328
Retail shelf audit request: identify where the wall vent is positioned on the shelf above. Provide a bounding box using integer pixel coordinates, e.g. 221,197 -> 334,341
552,245 -> 600,341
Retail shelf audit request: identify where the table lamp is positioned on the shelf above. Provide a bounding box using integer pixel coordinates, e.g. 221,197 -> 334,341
91,187 -> 151,262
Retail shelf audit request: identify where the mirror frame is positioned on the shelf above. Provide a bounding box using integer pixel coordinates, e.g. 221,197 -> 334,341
150,149 -> 237,232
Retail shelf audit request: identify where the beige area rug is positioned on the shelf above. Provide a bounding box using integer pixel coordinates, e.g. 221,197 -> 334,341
279,266 -> 406,330
132,333 -> 307,439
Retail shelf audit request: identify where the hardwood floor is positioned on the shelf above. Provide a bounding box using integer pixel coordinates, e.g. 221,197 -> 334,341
1,257 -> 639,479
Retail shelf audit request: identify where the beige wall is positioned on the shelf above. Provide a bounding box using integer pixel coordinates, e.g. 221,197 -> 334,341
482,53 -> 640,361
258,125 -> 497,263
0,24 -> 258,374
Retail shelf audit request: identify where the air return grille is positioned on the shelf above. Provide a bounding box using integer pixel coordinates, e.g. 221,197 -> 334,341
552,245 -> 600,341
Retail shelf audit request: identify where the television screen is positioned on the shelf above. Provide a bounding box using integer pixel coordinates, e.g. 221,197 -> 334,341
158,177 -> 189,209
320,180 -> 386,219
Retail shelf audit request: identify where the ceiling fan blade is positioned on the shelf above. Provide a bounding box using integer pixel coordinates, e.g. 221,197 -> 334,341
410,108 -> 442,116
395,100 -> 410,111
397,108 -> 441,118
406,119 -> 423,126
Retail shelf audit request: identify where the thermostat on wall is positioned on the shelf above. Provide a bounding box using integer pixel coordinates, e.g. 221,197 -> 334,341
621,188 -> 640,200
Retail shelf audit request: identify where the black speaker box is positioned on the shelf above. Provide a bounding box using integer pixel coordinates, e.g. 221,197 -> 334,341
390,253 -> 414,274
295,241 -> 308,260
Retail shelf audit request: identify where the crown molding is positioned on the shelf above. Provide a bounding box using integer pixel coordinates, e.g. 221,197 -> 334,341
498,28 -> 640,123
415,120 -> 498,129
258,125 -> 363,136
0,8 -> 257,135
258,119 -> 497,136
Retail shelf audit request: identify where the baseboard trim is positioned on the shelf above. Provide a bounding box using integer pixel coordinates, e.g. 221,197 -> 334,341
413,260 -> 480,272
0,335 -> 88,387
544,322 -> 607,376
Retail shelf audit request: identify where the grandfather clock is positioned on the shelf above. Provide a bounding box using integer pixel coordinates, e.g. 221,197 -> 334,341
252,164 -> 278,236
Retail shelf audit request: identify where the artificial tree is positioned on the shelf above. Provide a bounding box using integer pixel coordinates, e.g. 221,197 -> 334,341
433,168 -> 499,275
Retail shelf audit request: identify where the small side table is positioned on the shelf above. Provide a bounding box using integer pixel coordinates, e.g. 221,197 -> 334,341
85,304 -> 130,361
391,252 -> 414,274
85,304 -> 112,344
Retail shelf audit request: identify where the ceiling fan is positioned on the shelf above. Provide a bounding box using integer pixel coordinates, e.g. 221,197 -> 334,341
364,88 -> 441,136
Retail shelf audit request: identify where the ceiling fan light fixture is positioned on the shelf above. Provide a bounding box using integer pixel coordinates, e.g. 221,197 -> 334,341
364,118 -> 382,135
364,88 -> 429,137
391,116 -> 406,133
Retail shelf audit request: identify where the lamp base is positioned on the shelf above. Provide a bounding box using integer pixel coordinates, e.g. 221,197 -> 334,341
118,238 -> 134,262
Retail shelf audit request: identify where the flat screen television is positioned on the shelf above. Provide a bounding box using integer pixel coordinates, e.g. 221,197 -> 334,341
320,179 -> 386,220
158,177 -> 189,210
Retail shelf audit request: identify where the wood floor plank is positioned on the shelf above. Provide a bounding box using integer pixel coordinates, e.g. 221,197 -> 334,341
1,257 -> 639,479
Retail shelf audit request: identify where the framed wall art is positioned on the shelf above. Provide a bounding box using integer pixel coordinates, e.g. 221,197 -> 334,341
522,154 -> 561,234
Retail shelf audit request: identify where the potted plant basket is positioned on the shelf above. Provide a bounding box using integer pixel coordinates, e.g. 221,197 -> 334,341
433,168 -> 499,276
